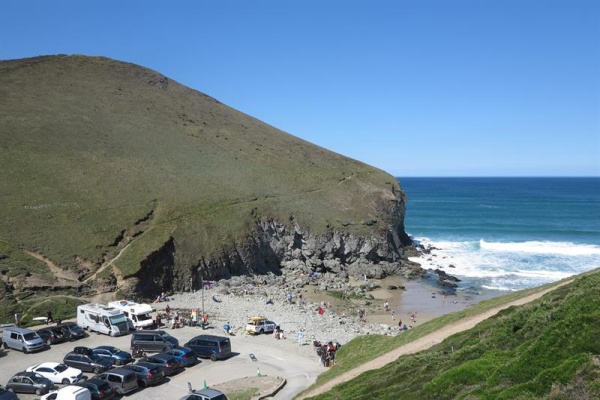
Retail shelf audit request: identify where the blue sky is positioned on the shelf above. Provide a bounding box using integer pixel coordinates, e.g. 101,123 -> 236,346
2,1 -> 598,177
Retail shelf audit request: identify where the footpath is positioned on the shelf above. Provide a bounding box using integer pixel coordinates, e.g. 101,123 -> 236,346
297,280 -> 572,399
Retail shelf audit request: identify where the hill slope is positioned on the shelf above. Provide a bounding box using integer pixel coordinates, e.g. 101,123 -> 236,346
302,270 -> 600,399
0,55 -> 417,323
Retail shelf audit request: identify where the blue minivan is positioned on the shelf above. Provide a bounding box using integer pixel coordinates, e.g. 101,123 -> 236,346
183,335 -> 231,361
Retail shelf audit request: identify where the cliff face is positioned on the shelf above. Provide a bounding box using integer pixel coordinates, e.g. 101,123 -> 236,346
0,54 -> 419,321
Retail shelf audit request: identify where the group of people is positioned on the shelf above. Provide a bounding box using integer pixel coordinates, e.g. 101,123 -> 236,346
315,340 -> 340,367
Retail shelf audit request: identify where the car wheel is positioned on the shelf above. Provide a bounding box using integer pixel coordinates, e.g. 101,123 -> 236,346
141,380 -> 147,388
259,329 -> 264,335
23,347 -> 29,354
36,388 -> 42,395
62,378 -> 70,385
210,353 -> 217,362
93,367 -> 100,374
3,342 -> 8,349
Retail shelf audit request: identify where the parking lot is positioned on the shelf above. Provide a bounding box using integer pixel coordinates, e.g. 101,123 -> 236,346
0,324 -> 325,399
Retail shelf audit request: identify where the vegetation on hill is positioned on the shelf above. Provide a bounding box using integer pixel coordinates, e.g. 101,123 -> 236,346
305,271 -> 600,399
0,55 -> 409,324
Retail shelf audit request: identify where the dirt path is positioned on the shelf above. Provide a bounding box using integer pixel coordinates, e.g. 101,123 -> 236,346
298,280 -> 572,399
26,251 -> 79,282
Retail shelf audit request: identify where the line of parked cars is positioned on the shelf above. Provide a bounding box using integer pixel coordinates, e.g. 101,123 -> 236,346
1,324 -> 232,400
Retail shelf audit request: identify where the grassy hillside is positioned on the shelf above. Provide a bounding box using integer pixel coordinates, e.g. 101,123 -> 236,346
306,271 -> 600,399
0,55 -> 404,284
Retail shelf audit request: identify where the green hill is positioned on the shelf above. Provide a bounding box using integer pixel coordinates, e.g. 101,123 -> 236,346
0,55 -> 414,324
307,270 -> 600,399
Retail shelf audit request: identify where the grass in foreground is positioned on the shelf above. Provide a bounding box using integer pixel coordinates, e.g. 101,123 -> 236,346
300,271 -> 600,399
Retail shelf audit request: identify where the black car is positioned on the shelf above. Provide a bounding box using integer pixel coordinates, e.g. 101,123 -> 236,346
76,378 -> 116,400
92,346 -> 133,366
138,354 -> 183,376
63,352 -> 114,374
0,385 -> 18,400
122,363 -> 165,387
36,327 -> 67,345
6,371 -> 54,395
57,322 -> 85,340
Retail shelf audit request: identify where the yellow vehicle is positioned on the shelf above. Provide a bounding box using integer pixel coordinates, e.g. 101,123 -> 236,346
245,316 -> 277,335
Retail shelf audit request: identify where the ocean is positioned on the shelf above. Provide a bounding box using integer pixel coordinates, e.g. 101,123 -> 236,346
398,177 -> 600,293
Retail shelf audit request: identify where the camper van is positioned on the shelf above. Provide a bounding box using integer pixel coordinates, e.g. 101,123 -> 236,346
76,304 -> 129,337
107,300 -> 155,330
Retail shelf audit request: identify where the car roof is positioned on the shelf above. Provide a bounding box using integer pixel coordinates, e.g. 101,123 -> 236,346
35,362 -> 61,368
188,334 -> 228,341
132,362 -> 159,369
12,371 -> 40,378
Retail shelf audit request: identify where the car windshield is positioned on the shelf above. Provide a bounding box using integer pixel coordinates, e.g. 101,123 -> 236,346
109,315 -> 127,325
32,374 -> 46,383
137,313 -> 152,321
24,332 -> 38,340
104,347 -> 120,354
159,332 -> 174,340
55,364 -> 68,372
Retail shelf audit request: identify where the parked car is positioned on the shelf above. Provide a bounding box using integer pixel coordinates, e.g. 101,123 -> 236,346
245,316 -> 277,335
137,353 -> 183,376
184,335 -> 231,361
41,385 -> 91,400
130,330 -> 179,352
36,327 -> 67,345
63,352 -> 113,374
75,378 -> 116,400
93,368 -> 138,395
179,388 -> 228,400
0,385 -> 19,400
57,323 -> 85,340
2,327 -> 45,353
26,362 -> 84,385
121,363 -> 165,387
6,371 -> 54,395
91,346 -> 133,366
163,347 -> 199,367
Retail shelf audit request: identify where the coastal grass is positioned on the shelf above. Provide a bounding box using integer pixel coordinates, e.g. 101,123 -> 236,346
0,55 -> 400,287
300,271 -> 600,399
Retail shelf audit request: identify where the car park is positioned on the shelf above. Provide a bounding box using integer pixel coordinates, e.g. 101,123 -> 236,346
130,331 -> 179,352
26,362 -> 84,385
75,378 -> 116,400
37,327 -> 68,346
184,335 -> 231,361
163,347 -> 198,367
41,385 -> 91,400
121,363 -> 165,388
179,388 -> 228,400
245,316 -> 276,335
6,371 -> 54,395
91,346 -> 133,365
137,353 -> 183,376
93,368 -> 138,395
63,352 -> 113,374
0,385 -> 19,400
57,323 -> 86,341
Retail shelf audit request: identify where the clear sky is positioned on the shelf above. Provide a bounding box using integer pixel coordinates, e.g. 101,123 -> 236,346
2,1 -> 598,177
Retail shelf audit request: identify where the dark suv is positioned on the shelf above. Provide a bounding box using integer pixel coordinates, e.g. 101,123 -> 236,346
76,378 -> 116,400
63,352 -> 113,374
57,322 -> 86,340
36,327 -> 67,345
121,363 -> 165,387
138,354 -> 183,376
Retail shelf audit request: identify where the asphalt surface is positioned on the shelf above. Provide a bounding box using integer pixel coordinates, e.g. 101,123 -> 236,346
0,324 -> 325,400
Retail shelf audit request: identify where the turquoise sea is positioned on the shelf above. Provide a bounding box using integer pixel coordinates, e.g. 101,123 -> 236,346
398,177 -> 600,292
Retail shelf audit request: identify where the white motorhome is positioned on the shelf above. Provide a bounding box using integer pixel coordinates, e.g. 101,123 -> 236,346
107,300 -> 155,330
76,303 -> 129,336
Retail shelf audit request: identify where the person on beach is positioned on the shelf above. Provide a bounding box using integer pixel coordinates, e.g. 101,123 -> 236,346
384,300 -> 389,311
391,309 -> 395,320
46,310 -> 53,324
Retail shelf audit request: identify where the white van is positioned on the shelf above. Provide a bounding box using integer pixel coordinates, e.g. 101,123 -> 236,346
41,385 -> 91,400
107,300 -> 155,330
76,304 -> 129,336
